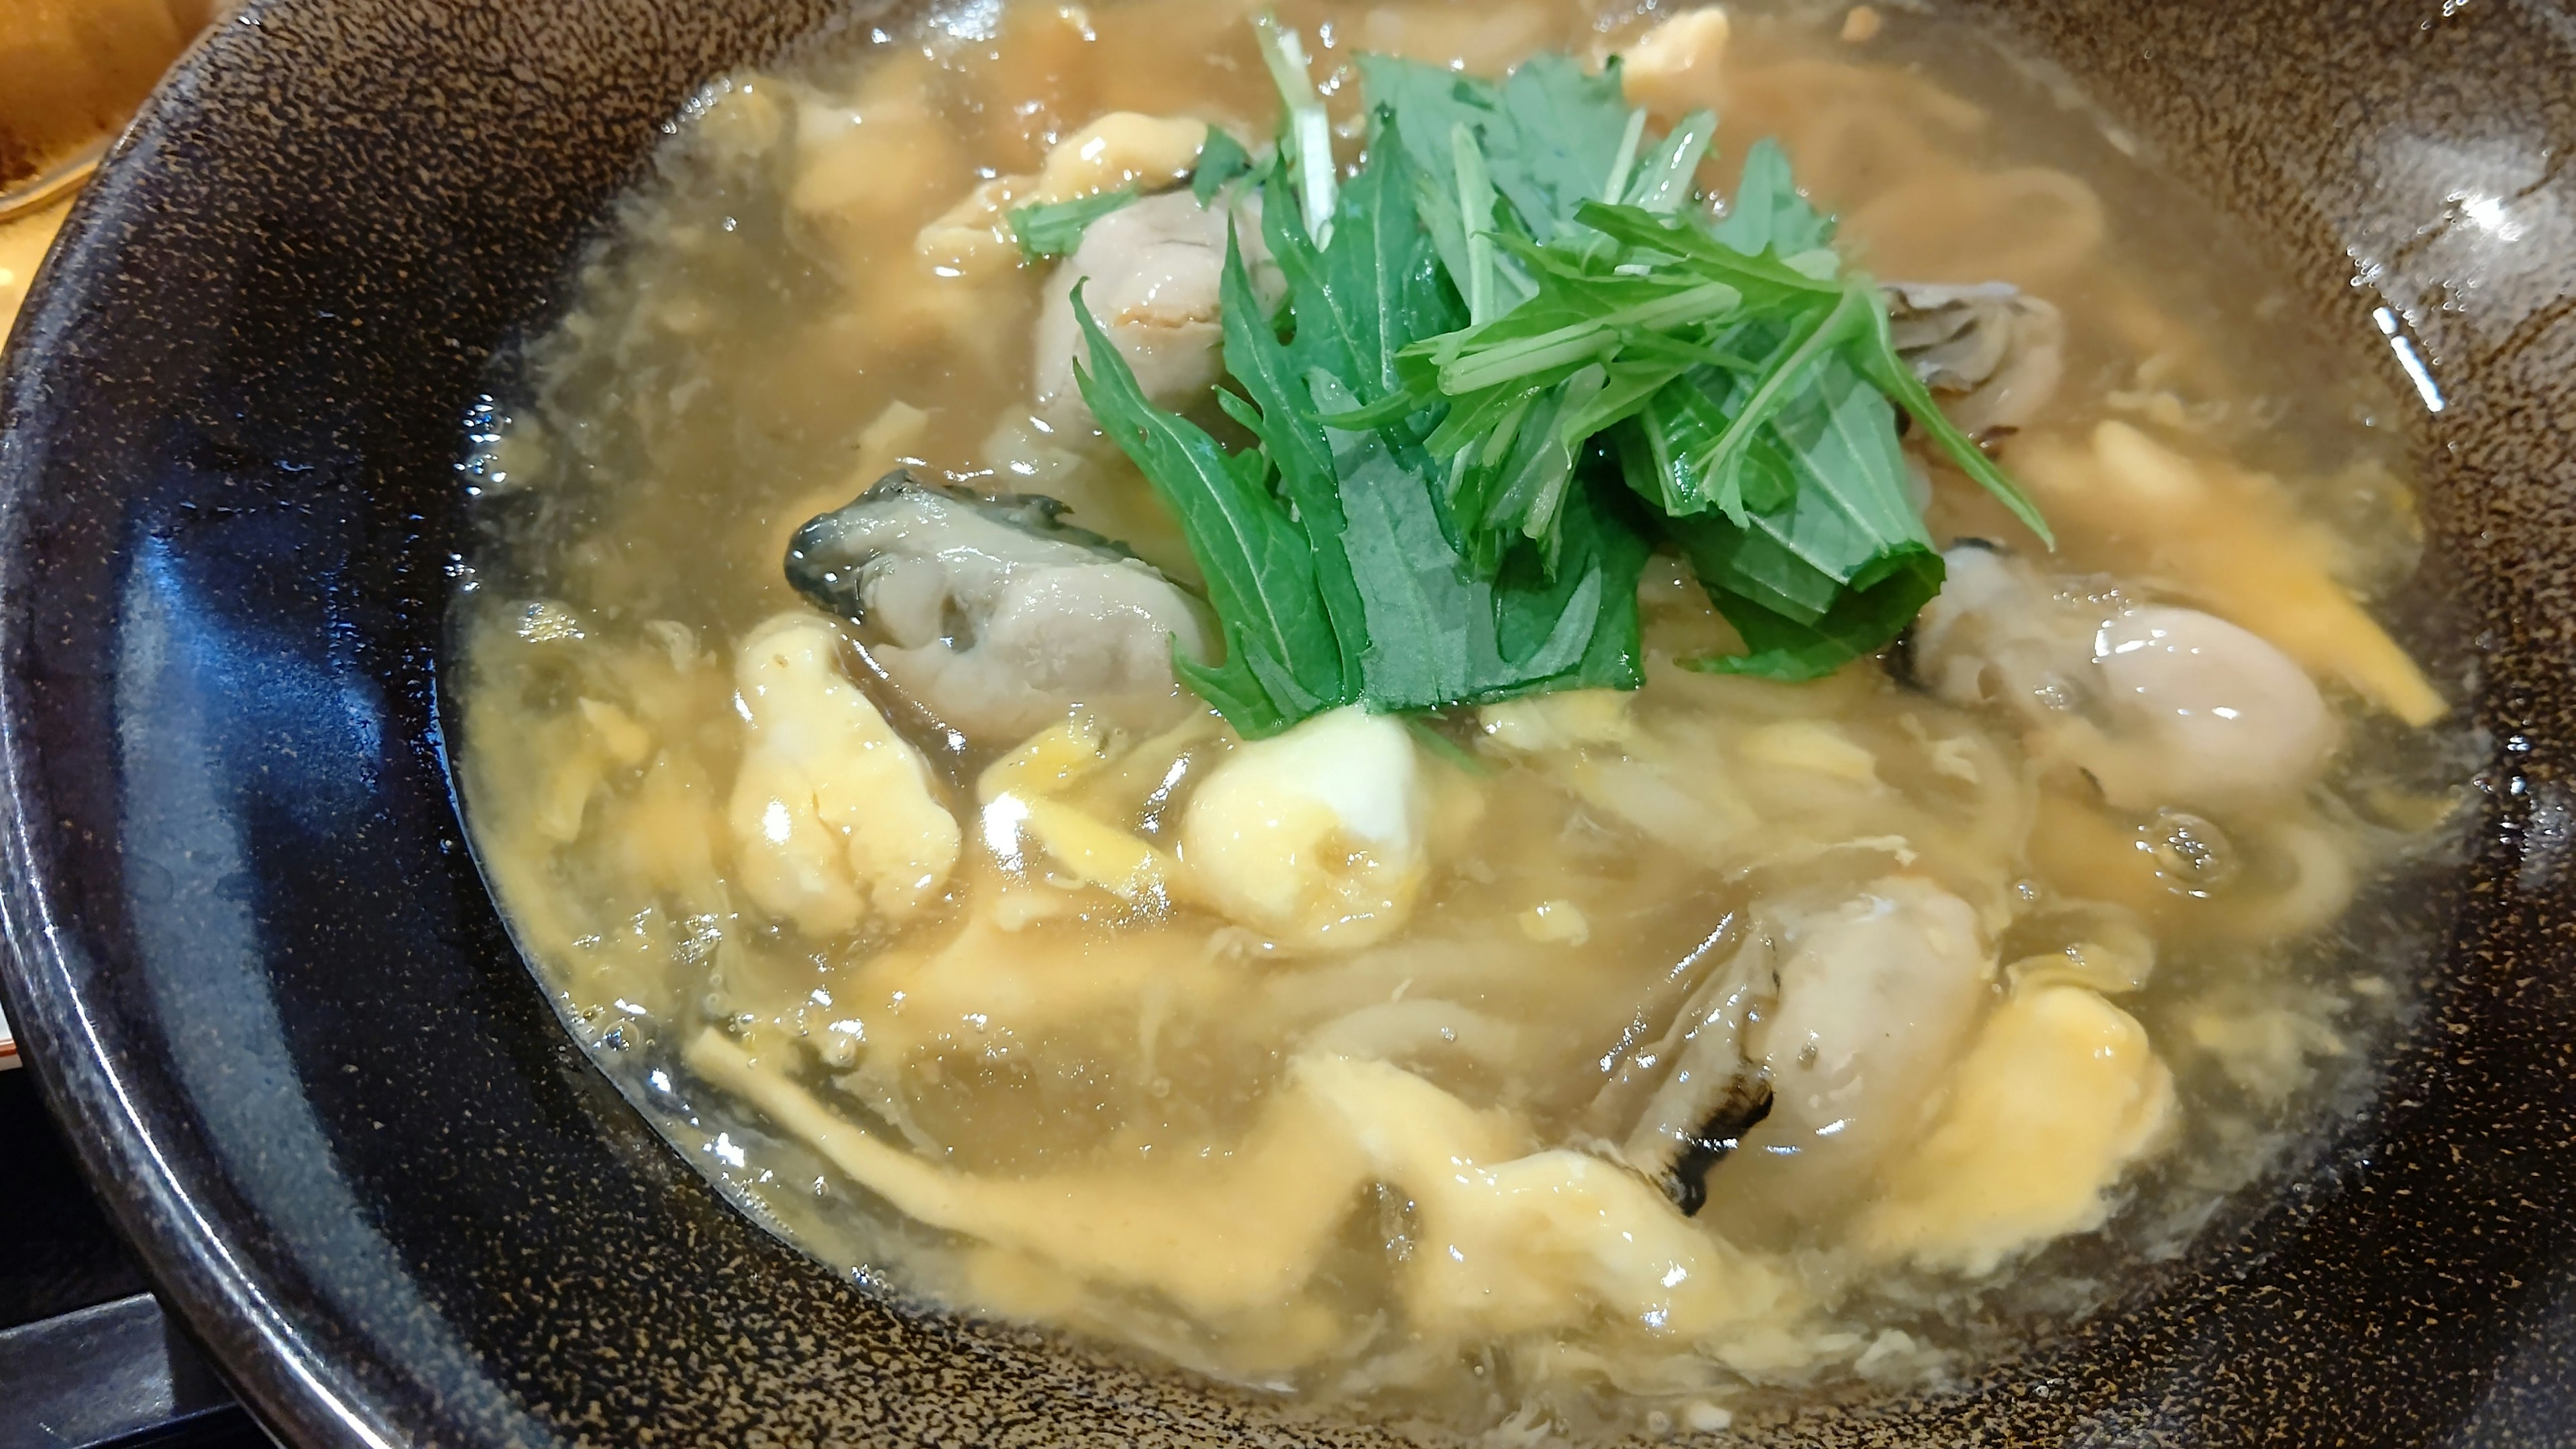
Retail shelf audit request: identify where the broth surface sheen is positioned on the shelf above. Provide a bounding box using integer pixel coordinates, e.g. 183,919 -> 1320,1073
455,1 -> 2471,1438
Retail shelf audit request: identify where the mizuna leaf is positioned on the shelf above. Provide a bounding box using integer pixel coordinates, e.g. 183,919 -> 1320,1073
1314,370 -> 1646,708
1218,225 -> 1373,699
1193,125 -> 1256,205
1710,138 -> 1836,260
1010,188 -> 1140,261
1637,355 -> 1944,678
1070,282 -> 1348,735
1676,536 -> 1944,682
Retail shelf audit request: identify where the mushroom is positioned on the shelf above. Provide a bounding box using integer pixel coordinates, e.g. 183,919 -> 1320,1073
786,470 -> 1214,745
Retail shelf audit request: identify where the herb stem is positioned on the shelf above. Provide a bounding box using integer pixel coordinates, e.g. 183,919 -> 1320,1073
1856,297 -> 2056,546
1440,281 -> 1741,394
1524,364 -> 1610,540
1254,12 -> 1314,111
1690,285 -> 1874,522
1628,109 -> 1715,213
1574,203 -> 1847,297
1257,12 -> 1338,248
1601,108 -> 1650,205
1295,109 -> 1338,248
1452,122 -> 1501,325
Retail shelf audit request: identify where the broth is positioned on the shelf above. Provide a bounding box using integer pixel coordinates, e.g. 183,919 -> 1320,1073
454,1 -> 2471,1438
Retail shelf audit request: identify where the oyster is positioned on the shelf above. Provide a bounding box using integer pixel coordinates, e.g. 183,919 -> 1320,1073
786,470 -> 1214,743
1886,281 -> 2067,437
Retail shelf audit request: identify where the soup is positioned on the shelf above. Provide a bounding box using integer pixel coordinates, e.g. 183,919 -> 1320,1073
454,0 -> 2470,1436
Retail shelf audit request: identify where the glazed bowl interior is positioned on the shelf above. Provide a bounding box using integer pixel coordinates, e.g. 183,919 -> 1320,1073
2,0 -> 2573,1444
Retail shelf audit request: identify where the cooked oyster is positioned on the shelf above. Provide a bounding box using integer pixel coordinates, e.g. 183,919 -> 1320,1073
1911,542 -> 2339,813
1030,187 -> 1281,433
1886,281 -> 2067,437
786,470 -> 1214,743
1584,920 -> 1777,1216
1588,877 -> 1993,1225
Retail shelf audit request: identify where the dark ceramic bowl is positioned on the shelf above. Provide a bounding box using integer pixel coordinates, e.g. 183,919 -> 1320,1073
3,0 -> 2573,1444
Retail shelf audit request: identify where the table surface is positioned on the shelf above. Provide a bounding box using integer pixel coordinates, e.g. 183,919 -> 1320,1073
0,1064 -> 266,1446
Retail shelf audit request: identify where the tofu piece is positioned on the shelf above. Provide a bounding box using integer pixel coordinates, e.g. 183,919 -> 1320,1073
1179,708 -> 1429,951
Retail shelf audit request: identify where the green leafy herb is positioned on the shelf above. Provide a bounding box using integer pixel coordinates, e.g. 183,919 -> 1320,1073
1359,53 -> 1636,248
1401,714 -> 1495,775
1220,208 -> 1373,702
1064,21 -> 2054,733
1630,355 -> 1942,679
1336,180 -> 2049,675
1010,187 -> 1143,262
1316,370 -> 1645,708
1265,111 -> 1648,706
1668,513 -> 1945,680
1069,54 -> 1651,734
1627,110 -> 1717,215
1016,127 -> 1258,261
1709,138 -> 1836,262
1193,125 -> 1256,205
1070,281 -> 1345,735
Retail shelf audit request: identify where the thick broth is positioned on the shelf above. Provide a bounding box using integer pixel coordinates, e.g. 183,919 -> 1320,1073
455,1 -> 2469,1438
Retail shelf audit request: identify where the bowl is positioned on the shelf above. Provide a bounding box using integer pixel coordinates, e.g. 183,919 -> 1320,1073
2,0 -> 2572,1443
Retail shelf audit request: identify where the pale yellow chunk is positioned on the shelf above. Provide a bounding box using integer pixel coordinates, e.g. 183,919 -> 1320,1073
790,92 -> 960,237
1622,7 -> 1731,114
977,715 -> 1113,801
1858,983 -> 2176,1275
914,178 -> 1029,274
1020,796 -> 1173,902
1297,1055 -> 1792,1342
1737,720 -> 1881,786
694,1032 -> 1790,1350
577,697 -> 653,767
1032,112 -> 1209,203
1478,689 -> 1639,752
727,612 -> 961,936
1519,898 -> 1593,946
976,716 -> 1178,902
690,1029 -> 1368,1319
1180,708 -> 1430,951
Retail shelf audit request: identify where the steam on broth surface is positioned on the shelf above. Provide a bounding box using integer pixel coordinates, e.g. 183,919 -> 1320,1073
455,0 -> 2469,1436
